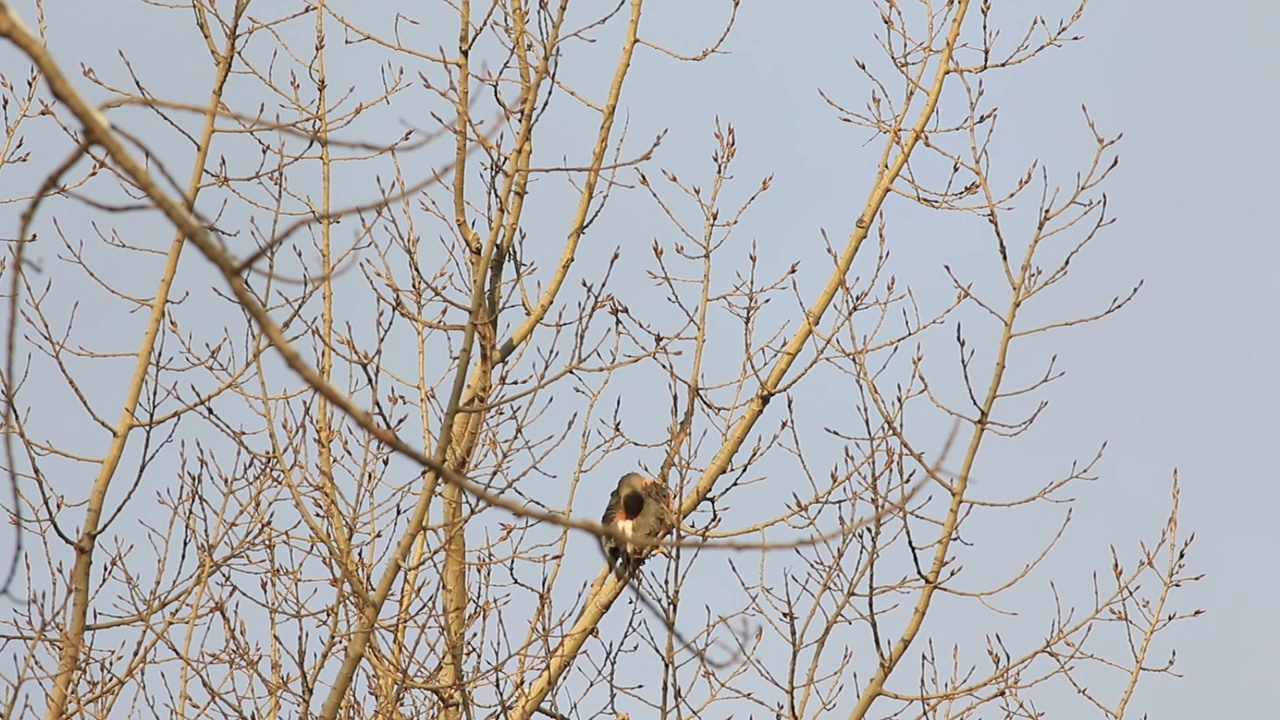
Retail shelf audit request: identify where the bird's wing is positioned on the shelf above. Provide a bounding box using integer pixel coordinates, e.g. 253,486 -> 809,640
601,487 -> 621,526
635,483 -> 675,541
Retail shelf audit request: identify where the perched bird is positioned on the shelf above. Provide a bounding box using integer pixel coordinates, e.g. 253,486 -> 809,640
601,472 -> 674,575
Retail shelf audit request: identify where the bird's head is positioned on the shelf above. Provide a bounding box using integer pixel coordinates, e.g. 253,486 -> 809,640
615,472 -> 652,520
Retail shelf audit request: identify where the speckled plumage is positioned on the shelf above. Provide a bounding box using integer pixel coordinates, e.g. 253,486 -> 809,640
601,472 -> 674,575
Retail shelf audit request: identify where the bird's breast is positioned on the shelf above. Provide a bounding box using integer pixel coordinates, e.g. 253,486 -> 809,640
614,517 -> 634,538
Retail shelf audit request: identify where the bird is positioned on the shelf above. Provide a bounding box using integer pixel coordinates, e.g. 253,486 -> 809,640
601,472 -> 674,575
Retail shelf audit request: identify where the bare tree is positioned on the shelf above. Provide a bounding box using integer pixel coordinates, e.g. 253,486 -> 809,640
0,1 -> 1201,719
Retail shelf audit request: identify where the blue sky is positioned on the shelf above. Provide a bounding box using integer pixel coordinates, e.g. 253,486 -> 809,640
576,2 -> 1280,710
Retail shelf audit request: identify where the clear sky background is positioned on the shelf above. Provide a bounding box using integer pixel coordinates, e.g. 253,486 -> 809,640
1040,3 -> 1280,713
629,2 -> 1280,714
2,0 -> 1277,717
